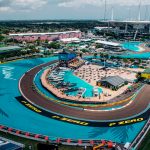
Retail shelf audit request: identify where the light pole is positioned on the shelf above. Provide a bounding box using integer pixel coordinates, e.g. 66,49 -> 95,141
104,0 -> 107,21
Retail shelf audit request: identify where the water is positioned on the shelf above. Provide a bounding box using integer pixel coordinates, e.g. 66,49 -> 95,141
117,42 -> 150,59
121,42 -> 142,52
117,52 -> 150,59
0,57 -> 147,143
34,67 -> 102,103
86,42 -> 150,59
63,70 -> 102,97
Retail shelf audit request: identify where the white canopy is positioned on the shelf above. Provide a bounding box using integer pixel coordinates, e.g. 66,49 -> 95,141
60,38 -> 80,43
95,40 -> 120,47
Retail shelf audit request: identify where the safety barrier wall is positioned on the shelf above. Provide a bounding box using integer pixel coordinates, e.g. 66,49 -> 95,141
0,120 -> 149,149
37,78 -> 142,108
33,81 -> 135,108
0,124 -> 111,146
129,118 -> 150,150
37,67 -> 142,107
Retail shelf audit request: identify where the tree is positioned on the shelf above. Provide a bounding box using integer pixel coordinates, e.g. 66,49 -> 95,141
96,44 -> 103,49
94,53 -> 97,58
138,59 -> 142,64
45,39 -> 49,44
100,52 -> 104,58
36,39 -> 40,46
0,34 -> 4,42
81,49 -> 89,53
48,42 -> 60,49
123,58 -> 128,63
130,58 -> 135,63
79,53 -> 83,58
104,53 -> 109,59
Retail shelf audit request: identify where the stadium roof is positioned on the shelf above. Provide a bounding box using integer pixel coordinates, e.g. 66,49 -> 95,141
100,20 -> 150,24
9,31 -> 81,36
95,40 -> 120,47
98,76 -> 125,87
0,46 -> 21,54
94,27 -> 112,30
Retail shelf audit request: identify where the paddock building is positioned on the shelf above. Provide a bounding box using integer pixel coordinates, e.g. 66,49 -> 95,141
141,69 -> 150,79
97,76 -> 126,90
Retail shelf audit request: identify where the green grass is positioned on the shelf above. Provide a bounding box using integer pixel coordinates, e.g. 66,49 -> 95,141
0,131 -> 92,150
138,131 -> 150,150
1,129 -> 149,150
0,131 -> 38,150
0,44 -> 5,47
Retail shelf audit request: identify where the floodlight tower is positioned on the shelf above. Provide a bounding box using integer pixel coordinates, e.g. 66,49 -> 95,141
138,0 -> 141,21
104,0 -> 107,20
111,7 -> 114,21
134,0 -> 142,40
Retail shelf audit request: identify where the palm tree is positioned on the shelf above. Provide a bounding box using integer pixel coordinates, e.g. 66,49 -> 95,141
79,53 -> 83,58
99,52 -> 104,58
94,53 -> 97,59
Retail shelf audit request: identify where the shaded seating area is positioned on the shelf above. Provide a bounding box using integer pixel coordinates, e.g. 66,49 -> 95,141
68,57 -> 85,69
97,76 -> 127,91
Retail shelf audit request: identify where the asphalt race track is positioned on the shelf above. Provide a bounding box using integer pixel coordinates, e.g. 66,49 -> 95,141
19,60 -> 150,126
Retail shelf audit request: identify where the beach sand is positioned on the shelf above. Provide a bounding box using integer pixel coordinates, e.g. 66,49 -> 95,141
75,64 -> 137,101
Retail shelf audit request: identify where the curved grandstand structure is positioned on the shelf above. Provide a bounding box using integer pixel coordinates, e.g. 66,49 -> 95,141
19,60 -> 150,127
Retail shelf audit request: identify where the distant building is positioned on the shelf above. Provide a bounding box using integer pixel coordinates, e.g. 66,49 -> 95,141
60,37 -> 80,43
58,50 -> 77,67
141,69 -> 150,79
95,40 -> 121,49
0,46 -> 22,54
97,76 -> 126,90
9,31 -> 82,42
94,26 -> 113,31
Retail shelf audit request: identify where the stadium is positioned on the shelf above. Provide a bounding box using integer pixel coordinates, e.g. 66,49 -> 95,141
0,49 -> 149,150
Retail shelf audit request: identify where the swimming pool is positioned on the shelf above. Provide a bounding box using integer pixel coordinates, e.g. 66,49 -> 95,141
63,70 -> 102,97
34,66 -> 102,105
118,42 -> 150,59
117,52 -> 150,59
121,42 -> 142,52
0,57 -> 147,144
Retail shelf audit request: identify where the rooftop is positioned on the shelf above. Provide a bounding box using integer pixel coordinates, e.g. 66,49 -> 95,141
94,27 -> 113,30
0,46 -> 21,53
60,37 -> 80,43
98,76 -> 125,87
95,40 -> 120,47
143,68 -> 150,74
9,30 -> 81,36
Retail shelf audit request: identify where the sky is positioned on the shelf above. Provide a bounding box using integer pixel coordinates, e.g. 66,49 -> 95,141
0,0 -> 150,20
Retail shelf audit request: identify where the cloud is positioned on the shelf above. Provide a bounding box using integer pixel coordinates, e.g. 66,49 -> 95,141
0,7 -> 12,12
58,0 -> 150,8
58,0 -> 103,8
1,0 -> 149,12
0,0 -> 48,12
12,0 -> 47,10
